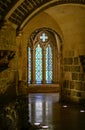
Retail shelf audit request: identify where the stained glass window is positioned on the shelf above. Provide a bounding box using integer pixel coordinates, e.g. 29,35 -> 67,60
28,47 -> 31,83
46,44 -> 52,83
28,31 -> 55,85
40,33 -> 48,42
35,44 -> 42,83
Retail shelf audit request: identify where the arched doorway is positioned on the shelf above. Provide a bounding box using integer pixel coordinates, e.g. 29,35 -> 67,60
27,27 -> 62,92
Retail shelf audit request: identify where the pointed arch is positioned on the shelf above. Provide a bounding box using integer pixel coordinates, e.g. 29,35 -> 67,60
27,27 -> 62,84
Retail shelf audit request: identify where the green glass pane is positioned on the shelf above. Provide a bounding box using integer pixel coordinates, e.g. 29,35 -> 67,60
28,47 -> 31,83
35,44 -> 42,83
46,44 -> 52,83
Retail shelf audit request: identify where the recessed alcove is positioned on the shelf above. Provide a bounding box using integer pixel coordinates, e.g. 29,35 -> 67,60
27,27 -> 62,93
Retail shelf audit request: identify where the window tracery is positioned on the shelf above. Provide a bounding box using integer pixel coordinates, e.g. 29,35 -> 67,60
28,29 -> 60,84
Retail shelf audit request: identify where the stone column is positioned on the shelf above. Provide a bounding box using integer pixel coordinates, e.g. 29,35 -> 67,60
52,47 -> 61,84
31,49 -> 36,84
42,49 -> 46,84
16,31 -> 23,81
57,54 -> 62,84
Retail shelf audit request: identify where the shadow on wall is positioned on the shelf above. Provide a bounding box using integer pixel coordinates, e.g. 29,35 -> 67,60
0,70 -> 19,104
0,50 -> 15,72
79,55 -> 85,72
0,81 -> 16,104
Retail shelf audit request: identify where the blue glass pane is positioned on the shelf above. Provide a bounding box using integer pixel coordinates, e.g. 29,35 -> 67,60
28,47 -> 31,83
46,44 -> 52,83
35,44 -> 42,83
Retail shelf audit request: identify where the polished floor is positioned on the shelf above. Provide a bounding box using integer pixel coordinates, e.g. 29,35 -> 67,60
1,93 -> 85,130
28,93 -> 85,130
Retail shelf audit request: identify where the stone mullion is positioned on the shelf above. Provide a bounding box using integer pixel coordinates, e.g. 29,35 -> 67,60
31,49 -> 36,84
57,54 -> 61,83
16,31 -> 23,81
42,49 -> 46,84
52,48 -> 57,84
55,52 -> 59,83
52,48 -> 55,83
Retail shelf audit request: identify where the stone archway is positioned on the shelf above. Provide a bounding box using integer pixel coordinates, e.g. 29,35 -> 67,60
27,27 -> 62,93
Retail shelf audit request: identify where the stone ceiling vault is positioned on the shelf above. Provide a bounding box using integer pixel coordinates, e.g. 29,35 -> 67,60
0,0 -> 85,31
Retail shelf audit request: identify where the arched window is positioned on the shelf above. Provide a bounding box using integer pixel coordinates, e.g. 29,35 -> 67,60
28,29 -> 60,85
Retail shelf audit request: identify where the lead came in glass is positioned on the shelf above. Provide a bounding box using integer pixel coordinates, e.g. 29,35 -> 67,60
28,47 -> 31,83
35,44 -> 42,83
46,44 -> 52,83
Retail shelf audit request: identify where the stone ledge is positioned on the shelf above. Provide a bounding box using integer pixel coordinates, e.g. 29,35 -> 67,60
28,84 -> 60,93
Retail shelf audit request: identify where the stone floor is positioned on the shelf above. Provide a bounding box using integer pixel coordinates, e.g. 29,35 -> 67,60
28,93 -> 85,130
0,93 -> 85,130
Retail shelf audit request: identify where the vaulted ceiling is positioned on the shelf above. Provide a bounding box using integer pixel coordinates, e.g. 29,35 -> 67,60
0,0 -> 85,30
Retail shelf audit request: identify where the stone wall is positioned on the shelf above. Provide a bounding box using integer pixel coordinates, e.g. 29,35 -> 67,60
0,22 -> 18,99
0,69 -> 18,99
0,22 -> 16,50
62,50 -> 85,103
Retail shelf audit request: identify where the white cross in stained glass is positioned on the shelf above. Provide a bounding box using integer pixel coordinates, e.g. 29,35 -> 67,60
40,33 -> 48,42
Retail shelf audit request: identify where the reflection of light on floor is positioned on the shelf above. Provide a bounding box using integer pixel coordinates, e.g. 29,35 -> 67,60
62,105 -> 68,108
34,122 -> 40,125
28,93 -> 59,126
28,103 -> 31,122
80,110 -> 85,113
28,93 -> 85,130
35,101 -> 43,122
34,123 -> 49,129
42,125 -> 49,129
